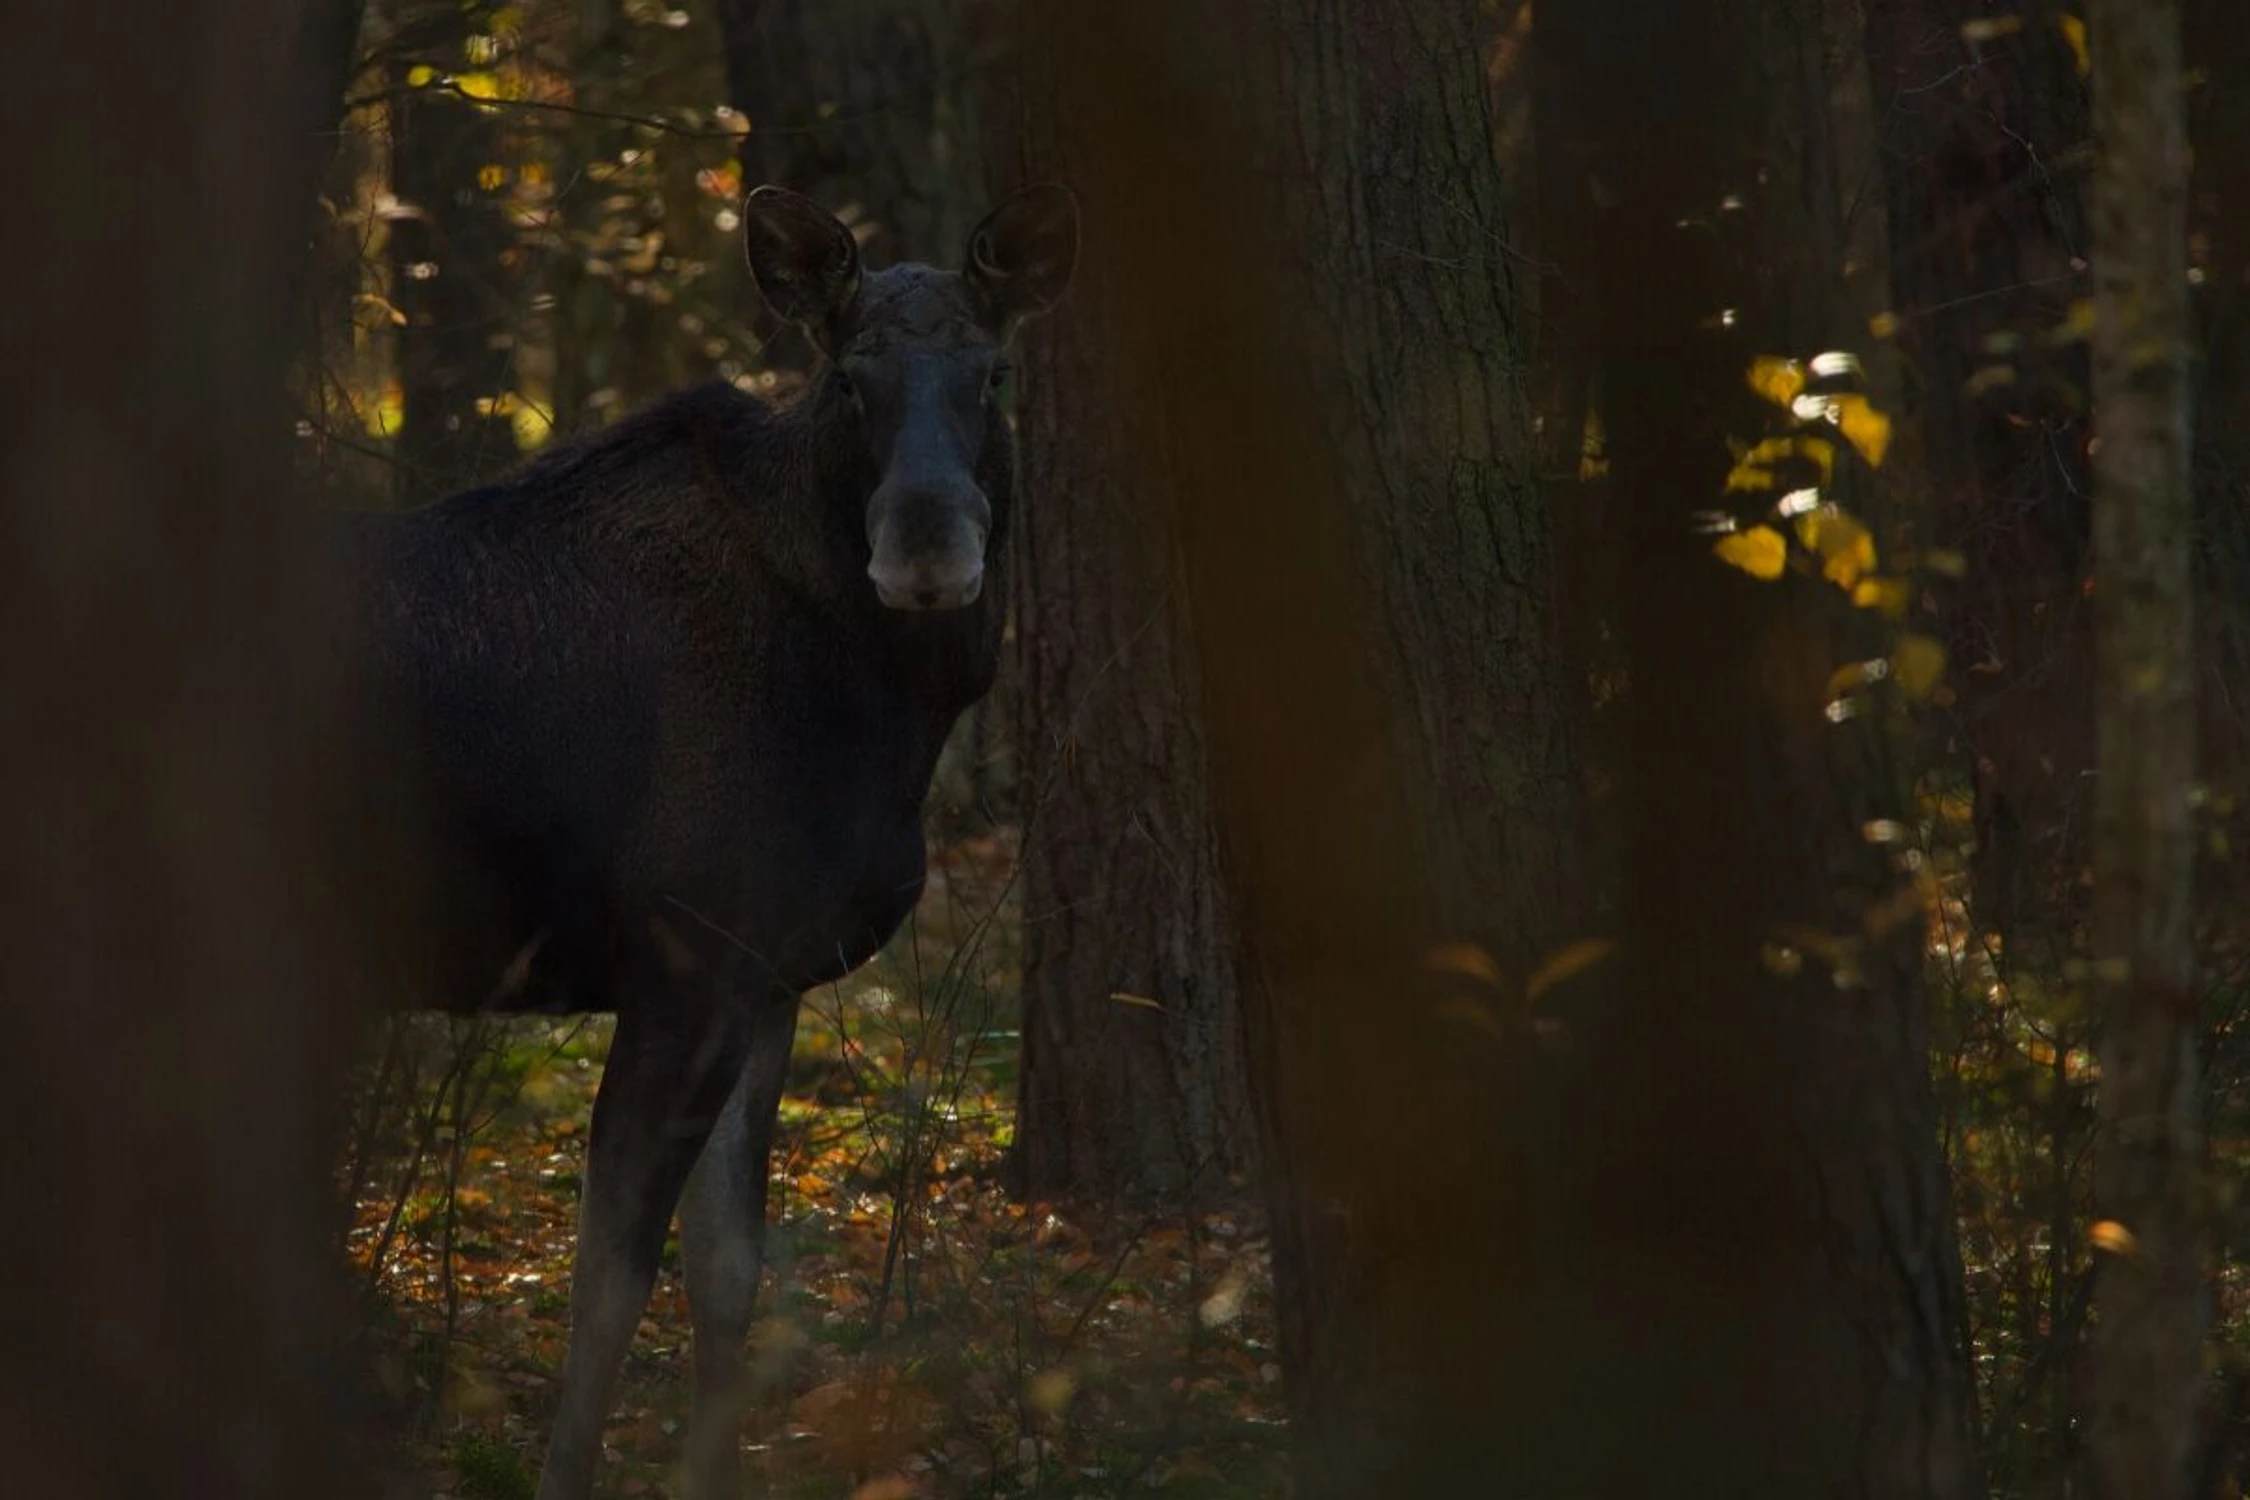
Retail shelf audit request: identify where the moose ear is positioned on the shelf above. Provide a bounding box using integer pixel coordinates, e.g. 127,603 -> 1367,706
964,183 -> 1078,335
743,186 -> 862,347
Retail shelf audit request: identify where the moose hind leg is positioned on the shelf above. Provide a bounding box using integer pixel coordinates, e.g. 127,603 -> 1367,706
679,991 -> 801,1500
534,1001 -> 751,1500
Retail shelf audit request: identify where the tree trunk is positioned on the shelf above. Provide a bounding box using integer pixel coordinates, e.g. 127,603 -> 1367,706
717,0 -> 988,344
992,6 -> 1256,1203
1033,1 -> 1587,1488
0,3 -> 370,1493
2079,3 -> 2206,1494
1863,0 -> 2095,962
1542,0 -> 1982,1490
389,0 -> 519,499
1265,1 -> 1586,961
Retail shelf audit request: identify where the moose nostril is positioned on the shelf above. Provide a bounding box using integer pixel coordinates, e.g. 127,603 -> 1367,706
915,586 -> 941,609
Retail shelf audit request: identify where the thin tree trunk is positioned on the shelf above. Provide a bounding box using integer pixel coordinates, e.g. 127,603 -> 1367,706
0,2 -> 370,1492
2080,2 -> 2206,1493
1864,0 -> 2095,961
389,0 -> 518,499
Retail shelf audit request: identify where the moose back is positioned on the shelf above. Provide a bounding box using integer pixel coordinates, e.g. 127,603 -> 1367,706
332,184 -> 1076,1499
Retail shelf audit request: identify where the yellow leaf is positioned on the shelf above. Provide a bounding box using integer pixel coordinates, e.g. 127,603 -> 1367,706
1714,526 -> 1788,581
1892,634 -> 1948,699
407,64 -> 437,87
2089,1219 -> 2141,1258
1795,505 -> 1877,590
2052,298 -> 2097,346
477,162 -> 507,191
1961,16 -> 2025,43
1795,436 -> 1837,486
1830,394 -> 1893,468
1578,406 -> 1609,482
1923,548 -> 1967,579
1965,364 -> 2018,397
2059,15 -> 2091,77
1110,991 -> 1167,1011
367,381 -> 405,439
1868,310 -> 1900,340
452,70 -> 504,103
1727,435 -> 1834,493
351,291 -> 409,328
1525,938 -> 1617,1004
1025,1368 -> 1079,1415
1853,576 -> 1911,616
1746,356 -> 1806,409
1425,942 -> 1504,986
1826,660 -> 1874,698
508,395 -> 554,452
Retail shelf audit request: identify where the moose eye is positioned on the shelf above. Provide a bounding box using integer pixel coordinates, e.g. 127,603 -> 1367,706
987,360 -> 1014,400
833,367 -> 863,409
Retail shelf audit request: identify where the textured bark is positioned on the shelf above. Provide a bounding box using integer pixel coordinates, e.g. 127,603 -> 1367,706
1268,2 -> 1586,962
995,5 -> 1255,1200
1246,7 -> 1591,1473
1001,0 -> 1583,1206
389,0 -> 519,498
0,3 -> 369,1493
2080,4 -> 2206,1495
1035,2 -> 1588,1489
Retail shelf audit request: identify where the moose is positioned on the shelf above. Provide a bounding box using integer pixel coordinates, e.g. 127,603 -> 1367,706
336,183 -> 1076,1498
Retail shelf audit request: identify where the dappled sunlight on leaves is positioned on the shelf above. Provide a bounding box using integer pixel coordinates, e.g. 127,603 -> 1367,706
344,832 -> 1287,1498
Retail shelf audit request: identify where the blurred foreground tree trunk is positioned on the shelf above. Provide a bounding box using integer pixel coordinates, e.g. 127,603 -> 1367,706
1034,0 -> 1589,1488
2079,4 -> 2206,1495
389,0 -> 519,499
1539,0 -> 1981,1491
0,2 -> 369,1494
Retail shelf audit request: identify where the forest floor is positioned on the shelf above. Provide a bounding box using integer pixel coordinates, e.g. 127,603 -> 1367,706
345,831 -> 1288,1500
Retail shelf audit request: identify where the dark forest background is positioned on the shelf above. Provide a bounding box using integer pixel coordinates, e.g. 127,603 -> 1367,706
4,1 -> 2248,1497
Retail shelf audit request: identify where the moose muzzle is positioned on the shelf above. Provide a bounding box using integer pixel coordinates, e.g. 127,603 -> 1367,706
867,483 -> 990,611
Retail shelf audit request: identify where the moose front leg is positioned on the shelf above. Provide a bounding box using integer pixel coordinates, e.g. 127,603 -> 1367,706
535,995 -> 751,1500
679,989 -> 801,1499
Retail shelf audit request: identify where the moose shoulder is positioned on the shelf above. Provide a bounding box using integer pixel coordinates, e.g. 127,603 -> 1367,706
335,185 -> 1075,1500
